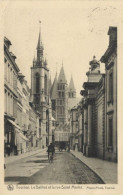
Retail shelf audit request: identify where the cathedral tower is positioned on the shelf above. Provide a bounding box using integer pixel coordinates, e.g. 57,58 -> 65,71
68,75 -> 76,98
56,64 -> 68,124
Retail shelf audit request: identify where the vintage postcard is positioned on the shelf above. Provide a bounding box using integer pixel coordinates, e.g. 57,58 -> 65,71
0,0 -> 123,195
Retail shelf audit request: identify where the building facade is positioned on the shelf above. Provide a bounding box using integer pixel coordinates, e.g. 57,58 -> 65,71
100,27 -> 117,162
80,27 -> 117,162
4,37 -> 29,156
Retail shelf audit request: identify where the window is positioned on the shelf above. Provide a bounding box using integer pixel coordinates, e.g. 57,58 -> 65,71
13,72 -> 17,90
8,64 -> 10,83
59,92 -> 61,98
108,117 -> 113,147
63,107 -> 64,114
62,92 -> 64,97
60,107 -> 62,114
109,71 -> 113,102
60,100 -> 62,105
44,75 -> 47,95
4,89 -> 7,113
76,113 -> 78,120
35,73 -> 40,93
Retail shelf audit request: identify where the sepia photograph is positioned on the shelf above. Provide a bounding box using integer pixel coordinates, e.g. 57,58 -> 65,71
1,1 -> 122,192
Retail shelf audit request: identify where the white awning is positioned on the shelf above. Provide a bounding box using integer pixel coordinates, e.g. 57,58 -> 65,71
8,119 -> 28,141
51,116 -> 55,121
19,132 -> 29,141
8,119 -> 22,131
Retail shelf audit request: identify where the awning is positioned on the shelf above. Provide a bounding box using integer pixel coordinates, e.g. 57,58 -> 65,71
51,116 -> 55,121
8,119 -> 28,141
8,119 -> 22,131
19,132 -> 29,141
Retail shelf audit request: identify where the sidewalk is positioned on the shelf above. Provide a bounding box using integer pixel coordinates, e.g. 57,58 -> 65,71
5,148 -> 47,165
70,150 -> 117,184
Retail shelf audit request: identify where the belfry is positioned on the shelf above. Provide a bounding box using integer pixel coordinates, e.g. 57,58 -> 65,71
30,22 -> 52,147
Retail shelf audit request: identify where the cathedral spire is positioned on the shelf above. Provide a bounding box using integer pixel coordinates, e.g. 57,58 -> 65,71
51,72 -> 58,100
69,74 -> 76,91
68,74 -> 76,98
37,21 -> 43,50
58,63 -> 67,83
37,21 -> 44,65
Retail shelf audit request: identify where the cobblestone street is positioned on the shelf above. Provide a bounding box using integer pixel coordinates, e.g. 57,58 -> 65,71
5,150 -> 104,184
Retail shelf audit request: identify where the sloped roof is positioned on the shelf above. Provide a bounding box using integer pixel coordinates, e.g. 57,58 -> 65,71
37,29 -> 43,50
58,65 -> 67,83
51,73 -> 58,100
68,75 -> 76,91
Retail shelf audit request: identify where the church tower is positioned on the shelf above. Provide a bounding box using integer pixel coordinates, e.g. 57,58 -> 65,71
68,75 -> 76,98
51,72 -> 58,120
30,23 -> 51,147
56,64 -> 68,124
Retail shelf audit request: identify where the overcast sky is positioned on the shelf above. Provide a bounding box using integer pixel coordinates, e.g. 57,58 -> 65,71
3,1 -> 121,97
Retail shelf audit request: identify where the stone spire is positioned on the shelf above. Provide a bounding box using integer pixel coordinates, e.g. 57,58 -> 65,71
37,21 -> 44,65
68,74 -> 76,91
51,72 -> 58,100
58,63 -> 67,83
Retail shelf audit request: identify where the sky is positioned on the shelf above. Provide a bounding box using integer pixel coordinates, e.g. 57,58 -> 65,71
3,1 -> 122,97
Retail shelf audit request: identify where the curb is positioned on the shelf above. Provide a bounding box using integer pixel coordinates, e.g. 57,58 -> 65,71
70,151 -> 106,184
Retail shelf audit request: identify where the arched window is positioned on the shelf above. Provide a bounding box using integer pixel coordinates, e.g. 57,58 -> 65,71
44,75 -> 47,95
35,73 -> 40,93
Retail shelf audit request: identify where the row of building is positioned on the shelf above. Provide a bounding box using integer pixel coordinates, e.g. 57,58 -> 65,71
4,24 -> 78,157
4,37 -> 45,156
70,26 -> 117,162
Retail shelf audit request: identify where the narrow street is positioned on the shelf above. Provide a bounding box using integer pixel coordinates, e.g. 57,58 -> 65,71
5,150 -> 104,184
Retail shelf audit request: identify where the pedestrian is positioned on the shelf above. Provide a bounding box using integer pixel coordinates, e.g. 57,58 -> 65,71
47,143 -> 55,160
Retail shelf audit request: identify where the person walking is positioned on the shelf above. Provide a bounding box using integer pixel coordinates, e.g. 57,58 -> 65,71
47,143 -> 55,160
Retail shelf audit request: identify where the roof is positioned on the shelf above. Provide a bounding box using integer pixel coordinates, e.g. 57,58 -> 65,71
37,28 -> 43,50
68,75 -> 76,91
51,73 -> 58,99
58,65 -> 67,83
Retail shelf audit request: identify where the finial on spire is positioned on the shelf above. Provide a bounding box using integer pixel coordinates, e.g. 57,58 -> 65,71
33,51 -> 36,66
33,53 -> 35,61
44,53 -> 48,66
